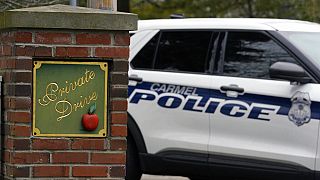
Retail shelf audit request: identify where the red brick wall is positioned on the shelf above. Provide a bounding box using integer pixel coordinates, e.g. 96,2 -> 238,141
0,30 -> 129,179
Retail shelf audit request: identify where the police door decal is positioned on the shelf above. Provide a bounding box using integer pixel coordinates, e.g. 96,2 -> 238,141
288,91 -> 312,126
129,82 -> 320,124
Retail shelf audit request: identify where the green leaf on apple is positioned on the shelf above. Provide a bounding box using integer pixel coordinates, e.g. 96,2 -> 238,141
89,103 -> 97,114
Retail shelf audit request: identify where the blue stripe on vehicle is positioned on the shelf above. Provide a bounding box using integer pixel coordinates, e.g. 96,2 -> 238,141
128,82 -> 320,120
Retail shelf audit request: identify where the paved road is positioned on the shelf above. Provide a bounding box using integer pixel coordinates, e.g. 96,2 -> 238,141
141,174 -> 189,180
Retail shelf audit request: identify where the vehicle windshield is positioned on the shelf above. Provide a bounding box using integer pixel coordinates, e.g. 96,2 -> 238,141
279,31 -> 320,68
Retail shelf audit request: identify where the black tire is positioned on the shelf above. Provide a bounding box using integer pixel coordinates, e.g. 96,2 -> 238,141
126,135 -> 142,180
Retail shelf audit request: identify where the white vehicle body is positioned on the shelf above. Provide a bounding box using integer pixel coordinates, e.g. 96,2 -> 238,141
126,18 -> 320,180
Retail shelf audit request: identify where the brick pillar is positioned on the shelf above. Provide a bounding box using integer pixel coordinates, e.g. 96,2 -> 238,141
0,4 -> 137,179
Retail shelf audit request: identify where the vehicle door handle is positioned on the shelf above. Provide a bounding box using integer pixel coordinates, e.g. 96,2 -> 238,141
220,85 -> 244,93
129,75 -> 143,83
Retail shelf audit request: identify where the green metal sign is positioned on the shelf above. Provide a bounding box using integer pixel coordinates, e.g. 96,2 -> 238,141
33,61 -> 108,137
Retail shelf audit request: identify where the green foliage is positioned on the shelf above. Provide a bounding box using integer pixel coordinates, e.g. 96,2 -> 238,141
131,0 -> 320,22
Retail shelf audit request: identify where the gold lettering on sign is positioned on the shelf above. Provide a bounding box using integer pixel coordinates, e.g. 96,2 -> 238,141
55,99 -> 72,121
38,69 -> 99,122
58,69 -> 95,97
39,83 -> 58,106
73,92 -> 98,112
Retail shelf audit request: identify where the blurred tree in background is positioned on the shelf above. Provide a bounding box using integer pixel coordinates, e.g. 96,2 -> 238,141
131,0 -> 320,22
0,0 -> 129,12
1,0 -> 319,22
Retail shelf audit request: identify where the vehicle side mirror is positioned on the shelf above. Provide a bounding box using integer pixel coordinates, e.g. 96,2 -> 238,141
269,62 -> 312,84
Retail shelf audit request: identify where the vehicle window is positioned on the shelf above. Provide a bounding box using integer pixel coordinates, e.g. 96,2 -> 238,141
279,31 -> 320,70
131,33 -> 159,69
154,31 -> 214,73
223,32 -> 297,79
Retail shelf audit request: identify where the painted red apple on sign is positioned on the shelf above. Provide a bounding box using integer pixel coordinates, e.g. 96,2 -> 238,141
82,103 -> 99,131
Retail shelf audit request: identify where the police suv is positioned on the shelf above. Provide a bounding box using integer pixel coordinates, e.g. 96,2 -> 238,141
126,18 -> 320,180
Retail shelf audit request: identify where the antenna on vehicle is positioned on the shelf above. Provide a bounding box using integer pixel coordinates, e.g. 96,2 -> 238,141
170,14 -> 184,19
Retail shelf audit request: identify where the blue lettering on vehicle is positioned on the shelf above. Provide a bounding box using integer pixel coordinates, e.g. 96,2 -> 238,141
220,103 -> 248,117
158,95 -> 182,109
183,99 -> 203,112
128,82 -> 320,121
130,91 -> 156,104
248,106 -> 276,121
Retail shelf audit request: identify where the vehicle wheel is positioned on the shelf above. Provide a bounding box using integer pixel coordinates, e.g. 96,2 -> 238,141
126,135 -> 142,180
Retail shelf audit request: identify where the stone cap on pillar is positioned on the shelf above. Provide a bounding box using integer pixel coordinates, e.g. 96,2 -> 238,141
0,4 -> 137,31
